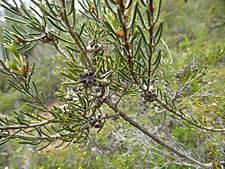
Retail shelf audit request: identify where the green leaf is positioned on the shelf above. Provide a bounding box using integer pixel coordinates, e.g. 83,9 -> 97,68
137,25 -> 147,45
154,22 -> 163,46
6,61 -> 19,71
155,0 -> 162,23
5,44 -> 24,66
4,16 -> 26,24
152,50 -> 162,75
1,3 -> 21,16
104,13 -> 117,30
125,0 -> 133,9
104,0 -> 117,15
128,2 -> 138,29
5,44 -> 18,55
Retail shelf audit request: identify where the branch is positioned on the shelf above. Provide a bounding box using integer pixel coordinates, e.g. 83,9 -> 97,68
172,67 -> 208,100
59,0 -> 95,70
155,97 -> 225,132
1,0 -> 20,12
67,30 -> 94,69
104,97 -> 213,168
112,1 -> 144,91
147,0 -> 155,89
0,132 -> 60,141
0,117 -> 55,130
0,60 -> 10,72
52,42 -> 70,59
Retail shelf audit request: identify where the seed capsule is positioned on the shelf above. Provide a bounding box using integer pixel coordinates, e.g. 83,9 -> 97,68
86,45 -> 92,52
93,121 -> 103,128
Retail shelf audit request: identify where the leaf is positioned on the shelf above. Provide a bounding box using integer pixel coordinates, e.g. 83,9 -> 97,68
4,16 -> 26,24
103,21 -> 116,36
128,2 -> 138,29
5,44 -> 18,56
155,0 -> 162,22
125,0 -> 133,9
6,61 -> 19,71
5,44 -> 24,66
104,13 -> 117,30
49,31 -> 74,44
0,3 -> 21,16
104,0 -> 117,15
47,17 -> 67,32
154,22 -> 163,46
152,50 -> 162,75
23,42 -> 37,53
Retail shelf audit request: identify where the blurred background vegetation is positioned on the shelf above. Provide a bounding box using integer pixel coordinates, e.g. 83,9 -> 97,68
0,0 -> 225,168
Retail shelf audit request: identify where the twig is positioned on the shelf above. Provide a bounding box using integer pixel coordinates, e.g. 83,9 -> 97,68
172,67 -> 208,100
59,0 -> 95,70
0,60 -> 10,72
147,0 -> 155,90
161,38 -> 173,64
0,117 -> 55,130
104,97 -> 213,168
0,132 -> 60,141
52,42 -> 70,59
156,97 -> 225,132
117,1 -> 145,91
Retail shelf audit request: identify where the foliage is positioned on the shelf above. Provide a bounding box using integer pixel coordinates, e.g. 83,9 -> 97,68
0,0 -> 225,168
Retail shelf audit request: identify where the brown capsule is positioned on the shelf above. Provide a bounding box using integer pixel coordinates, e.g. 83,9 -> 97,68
124,9 -> 130,18
152,20 -> 156,26
146,26 -> 151,32
90,2 -> 95,13
115,29 -> 124,37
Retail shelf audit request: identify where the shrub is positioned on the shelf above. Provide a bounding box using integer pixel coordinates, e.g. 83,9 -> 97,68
0,0 -> 224,168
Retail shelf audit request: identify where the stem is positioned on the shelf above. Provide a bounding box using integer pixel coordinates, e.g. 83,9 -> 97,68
104,98 -> 212,168
119,2 -> 144,90
0,117 -> 55,130
1,0 -> 20,13
68,28 -> 95,70
147,0 -> 155,90
53,41 -> 70,59
59,0 -> 95,71
0,60 -> 10,72
156,97 -> 225,132
0,133 -> 60,141
172,67 -> 208,100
